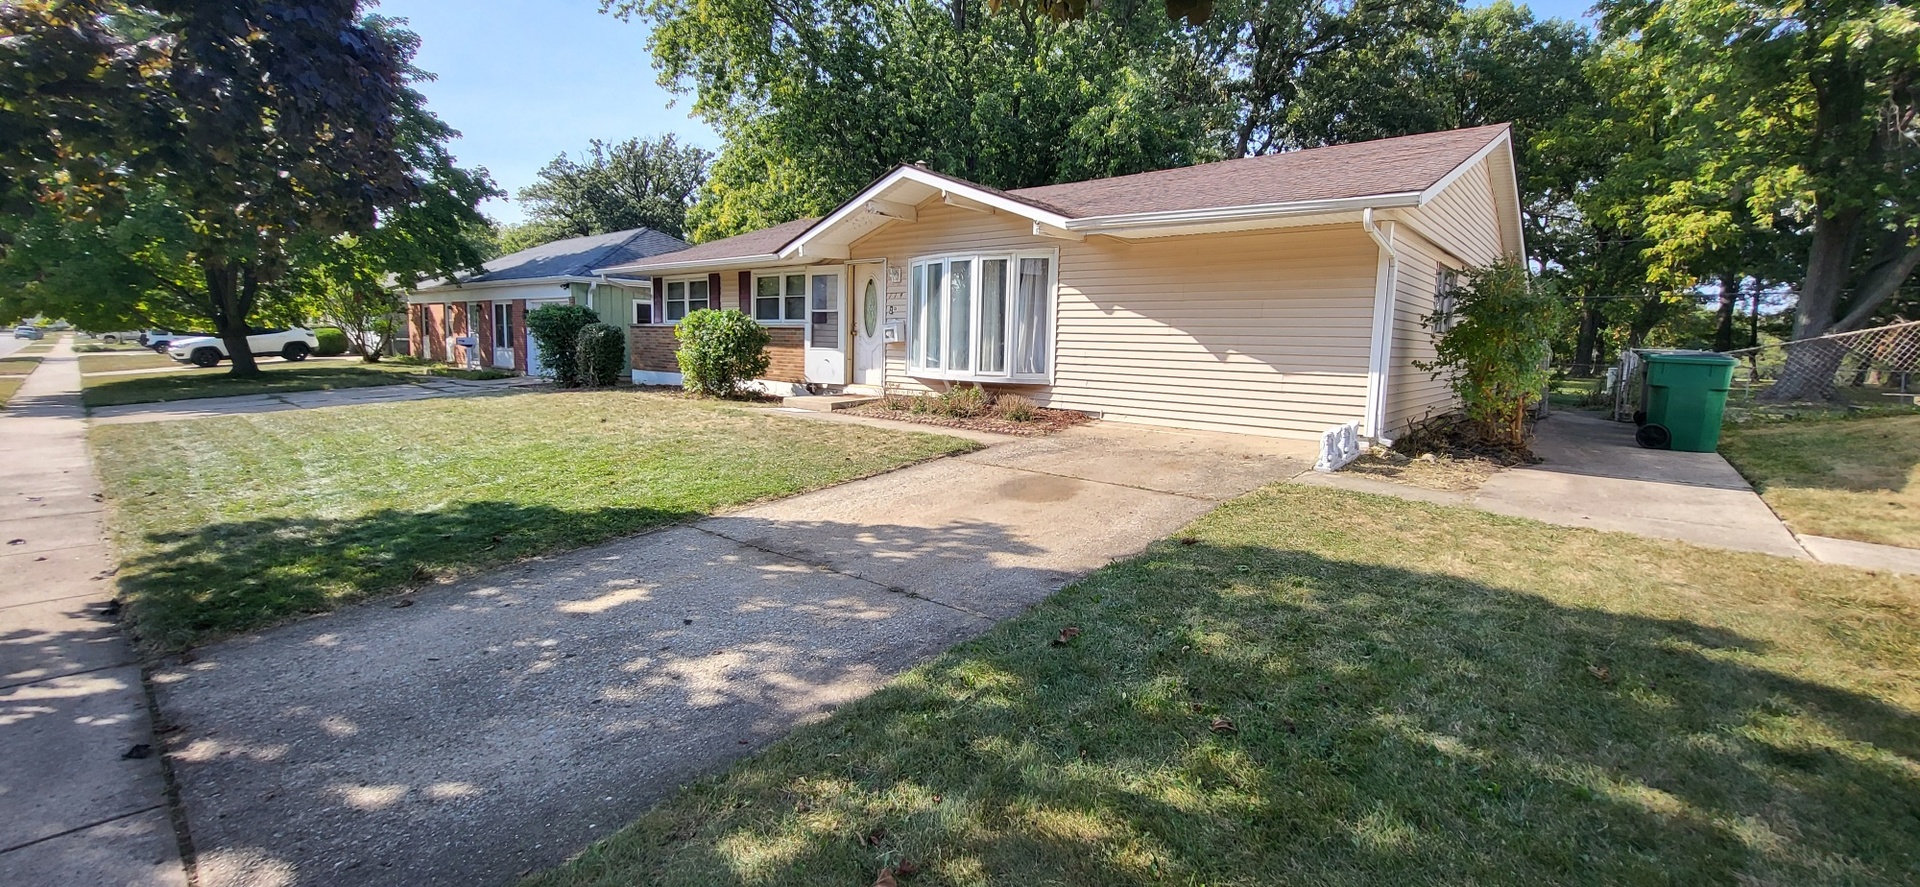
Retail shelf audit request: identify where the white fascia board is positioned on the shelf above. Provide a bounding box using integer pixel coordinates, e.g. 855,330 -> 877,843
406,276 -> 595,300
776,167 -> 1075,259
1415,128 -> 1511,206
596,253 -> 782,276
1064,192 -> 1422,235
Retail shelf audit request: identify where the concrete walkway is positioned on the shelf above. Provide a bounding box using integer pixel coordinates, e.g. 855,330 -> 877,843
90,375 -> 547,425
1300,412 -> 1812,559
151,423 -> 1313,887
0,340 -> 186,886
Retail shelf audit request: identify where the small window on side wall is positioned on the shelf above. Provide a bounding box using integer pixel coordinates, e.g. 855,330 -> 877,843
1433,268 -> 1461,333
633,299 -> 653,325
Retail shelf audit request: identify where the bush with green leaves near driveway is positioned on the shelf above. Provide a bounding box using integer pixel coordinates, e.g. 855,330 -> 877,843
676,308 -> 770,397
1415,259 -> 1562,451
575,323 -> 628,388
525,303 -> 601,386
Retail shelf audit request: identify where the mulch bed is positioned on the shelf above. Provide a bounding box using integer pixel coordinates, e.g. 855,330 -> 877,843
842,402 -> 1092,436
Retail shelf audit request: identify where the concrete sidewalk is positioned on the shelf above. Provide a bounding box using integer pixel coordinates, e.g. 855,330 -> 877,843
0,340 -> 186,886
1299,411 -> 1810,560
151,422 -> 1313,887
89,374 -> 546,425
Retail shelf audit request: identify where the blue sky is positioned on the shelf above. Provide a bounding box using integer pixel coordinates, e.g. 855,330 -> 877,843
376,0 -> 1597,225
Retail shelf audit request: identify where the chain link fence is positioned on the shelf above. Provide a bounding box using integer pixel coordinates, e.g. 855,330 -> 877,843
1723,319 -> 1920,407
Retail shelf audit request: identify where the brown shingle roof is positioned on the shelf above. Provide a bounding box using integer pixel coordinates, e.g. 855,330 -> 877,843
1008,124 -> 1509,219
597,217 -> 819,271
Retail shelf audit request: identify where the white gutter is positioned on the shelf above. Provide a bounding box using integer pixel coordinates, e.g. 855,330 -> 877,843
1064,191 -> 1423,234
1362,208 -> 1400,442
596,253 -> 785,276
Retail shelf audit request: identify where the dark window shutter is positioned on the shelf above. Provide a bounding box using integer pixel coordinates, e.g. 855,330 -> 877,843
738,270 -> 751,313
708,272 -> 722,311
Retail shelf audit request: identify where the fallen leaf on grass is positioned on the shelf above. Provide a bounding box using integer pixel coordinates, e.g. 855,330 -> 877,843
1050,626 -> 1081,647
1209,717 -> 1237,735
873,870 -> 898,887
1587,664 -> 1612,684
1178,537 -> 1199,546
896,860 -> 920,877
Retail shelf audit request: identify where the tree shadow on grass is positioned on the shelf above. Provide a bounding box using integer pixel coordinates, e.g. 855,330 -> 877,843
558,541 -> 1920,887
120,500 -> 700,651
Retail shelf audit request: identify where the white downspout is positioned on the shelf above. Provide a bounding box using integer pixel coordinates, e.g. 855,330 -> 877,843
1362,208 -> 1399,442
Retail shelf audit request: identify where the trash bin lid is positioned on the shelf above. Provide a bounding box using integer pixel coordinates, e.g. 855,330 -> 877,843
1642,350 -> 1737,365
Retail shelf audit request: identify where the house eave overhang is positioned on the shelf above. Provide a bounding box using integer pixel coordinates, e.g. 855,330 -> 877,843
407,275 -> 602,299
776,166 -> 1075,260
1062,193 -> 1424,238
595,253 -> 806,276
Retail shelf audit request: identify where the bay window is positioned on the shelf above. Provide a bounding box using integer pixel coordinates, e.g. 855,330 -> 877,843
907,251 -> 1053,382
664,278 -> 709,322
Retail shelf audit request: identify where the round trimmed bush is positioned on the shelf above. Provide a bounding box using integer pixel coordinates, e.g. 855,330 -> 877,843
313,327 -> 348,356
575,323 -> 628,388
675,309 -> 771,398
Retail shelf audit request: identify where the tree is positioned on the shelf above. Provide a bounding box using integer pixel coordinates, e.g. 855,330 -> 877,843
1596,0 -> 1920,399
287,16 -> 500,361
609,0 -> 1230,241
1,1 -> 422,376
1417,259 -> 1562,450
516,135 -> 712,242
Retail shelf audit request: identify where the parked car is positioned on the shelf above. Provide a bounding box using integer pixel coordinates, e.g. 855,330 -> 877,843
13,325 -> 42,340
141,330 -> 207,352
168,327 -> 319,368
79,330 -> 141,345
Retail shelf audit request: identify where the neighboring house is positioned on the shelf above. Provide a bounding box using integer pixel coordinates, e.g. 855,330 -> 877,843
600,123 -> 1525,441
406,227 -> 689,374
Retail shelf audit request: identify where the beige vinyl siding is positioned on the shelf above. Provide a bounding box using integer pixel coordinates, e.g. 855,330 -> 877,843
849,202 -> 1378,439
1404,158 -> 1505,267
1384,228 -> 1459,434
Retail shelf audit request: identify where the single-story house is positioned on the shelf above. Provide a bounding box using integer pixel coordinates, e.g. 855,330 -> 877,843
599,123 -> 1524,442
406,227 -> 689,373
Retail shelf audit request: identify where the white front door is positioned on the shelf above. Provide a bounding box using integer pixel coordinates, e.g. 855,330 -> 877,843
804,269 -> 846,384
491,303 -> 514,369
851,264 -> 885,388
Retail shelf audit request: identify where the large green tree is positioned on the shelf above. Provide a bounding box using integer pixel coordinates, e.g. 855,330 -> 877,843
1597,0 -> 1920,398
514,134 -> 711,243
608,0 -> 1230,241
0,1 -> 440,376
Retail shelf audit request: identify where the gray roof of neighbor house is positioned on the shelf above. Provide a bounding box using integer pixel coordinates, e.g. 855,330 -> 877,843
419,227 -> 691,289
597,217 -> 820,272
1003,124 -> 1511,218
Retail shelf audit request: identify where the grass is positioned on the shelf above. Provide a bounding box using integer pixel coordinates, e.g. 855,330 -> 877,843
78,350 -> 186,373
91,390 -> 976,649
1721,414 -> 1920,549
73,341 -> 153,352
81,361 -> 427,408
0,376 -> 20,409
526,484 -> 1920,887
0,353 -> 43,375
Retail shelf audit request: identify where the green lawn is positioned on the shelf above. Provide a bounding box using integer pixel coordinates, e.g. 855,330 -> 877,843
0,375 -> 21,409
1721,414 -> 1920,548
78,350 -> 187,373
528,484 -> 1920,887
92,390 -> 976,649
0,353 -> 44,375
82,361 -> 426,408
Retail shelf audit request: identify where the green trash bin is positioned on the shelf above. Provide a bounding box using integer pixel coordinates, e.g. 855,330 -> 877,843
1638,351 -> 1738,451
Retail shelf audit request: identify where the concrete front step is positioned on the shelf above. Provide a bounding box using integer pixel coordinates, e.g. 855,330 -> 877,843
781,394 -> 879,412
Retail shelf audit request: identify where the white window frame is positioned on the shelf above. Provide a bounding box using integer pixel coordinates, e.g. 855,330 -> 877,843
663,276 -> 711,323
906,249 -> 1056,384
751,271 -> 810,324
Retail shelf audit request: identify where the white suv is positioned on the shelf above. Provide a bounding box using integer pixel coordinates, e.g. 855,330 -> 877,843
168,327 -> 320,368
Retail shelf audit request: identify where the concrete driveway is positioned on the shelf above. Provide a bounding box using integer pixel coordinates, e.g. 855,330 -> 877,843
153,422 -> 1312,887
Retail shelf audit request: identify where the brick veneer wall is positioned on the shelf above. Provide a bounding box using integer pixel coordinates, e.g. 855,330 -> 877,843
629,324 -> 807,383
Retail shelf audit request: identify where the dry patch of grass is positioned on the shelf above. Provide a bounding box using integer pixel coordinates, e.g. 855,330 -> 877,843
92,390 -> 976,650
0,376 -> 21,409
527,484 -> 1920,887
78,350 -> 186,373
1341,451 -> 1502,492
1720,414 -> 1920,548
